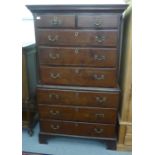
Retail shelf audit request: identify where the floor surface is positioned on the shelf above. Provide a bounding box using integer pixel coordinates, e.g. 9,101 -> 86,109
22,124 -> 132,155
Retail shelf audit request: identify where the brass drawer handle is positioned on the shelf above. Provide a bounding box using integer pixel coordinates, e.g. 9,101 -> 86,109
48,35 -> 59,42
94,21 -> 102,27
96,96 -> 107,104
50,73 -> 60,79
94,74 -> 104,80
50,124 -> 60,130
95,114 -> 105,118
49,110 -> 60,116
49,94 -> 59,100
95,36 -> 105,43
51,16 -> 62,26
94,128 -> 104,134
94,55 -> 105,61
49,53 -> 60,60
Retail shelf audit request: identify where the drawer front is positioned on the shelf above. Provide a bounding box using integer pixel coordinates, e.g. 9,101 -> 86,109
38,105 -> 117,124
35,14 -> 75,28
40,66 -> 117,87
37,30 -> 118,47
40,120 -> 116,138
38,47 -> 117,67
37,88 -> 120,108
77,14 -> 119,28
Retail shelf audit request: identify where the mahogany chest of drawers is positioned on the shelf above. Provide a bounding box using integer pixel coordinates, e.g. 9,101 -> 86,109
27,4 -> 127,150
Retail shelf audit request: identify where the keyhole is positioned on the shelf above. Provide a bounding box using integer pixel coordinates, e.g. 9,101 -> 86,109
74,48 -> 79,54
75,69 -> 80,74
75,108 -> 79,112
53,16 -> 58,20
75,32 -> 79,37
75,92 -> 79,97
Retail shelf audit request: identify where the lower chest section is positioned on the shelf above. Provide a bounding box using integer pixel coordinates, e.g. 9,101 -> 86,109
37,87 -> 119,139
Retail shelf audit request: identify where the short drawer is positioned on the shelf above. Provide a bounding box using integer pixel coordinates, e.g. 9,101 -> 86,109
38,47 -> 117,67
37,88 -> 120,108
38,105 -> 117,124
39,66 -> 117,87
37,29 -> 118,47
34,14 -> 75,28
40,120 -> 116,138
77,14 -> 119,28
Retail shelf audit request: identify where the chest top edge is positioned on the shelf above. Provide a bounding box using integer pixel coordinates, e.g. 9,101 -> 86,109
26,5 -> 128,14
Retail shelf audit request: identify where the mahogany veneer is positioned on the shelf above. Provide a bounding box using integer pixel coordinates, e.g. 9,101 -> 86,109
27,4 -> 128,150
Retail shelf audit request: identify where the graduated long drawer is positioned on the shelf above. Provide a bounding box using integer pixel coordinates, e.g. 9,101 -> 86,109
38,47 -> 117,67
37,88 -> 120,108
36,29 -> 118,47
40,120 -> 116,138
38,105 -> 117,124
39,66 -> 117,87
